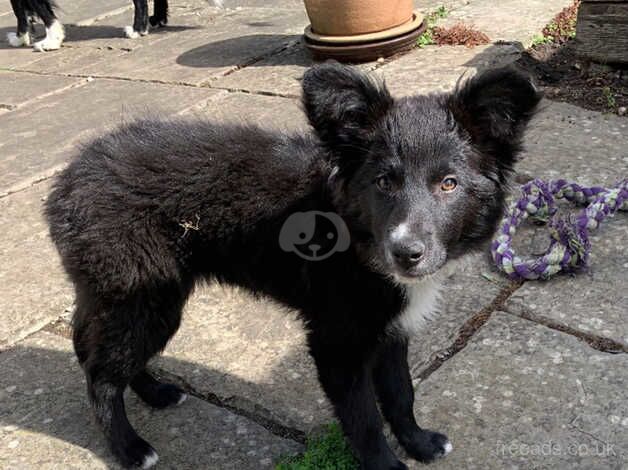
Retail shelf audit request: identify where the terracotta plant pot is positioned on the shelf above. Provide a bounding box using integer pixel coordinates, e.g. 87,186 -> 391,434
304,0 -> 414,36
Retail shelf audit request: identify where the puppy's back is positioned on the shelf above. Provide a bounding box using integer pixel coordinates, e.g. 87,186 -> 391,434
46,118 -> 324,293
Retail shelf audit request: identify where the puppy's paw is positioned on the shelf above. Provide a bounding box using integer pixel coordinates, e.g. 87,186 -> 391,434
7,32 -> 31,47
137,382 -> 187,409
33,21 -> 64,51
124,26 -> 149,39
112,437 -> 159,469
401,430 -> 452,463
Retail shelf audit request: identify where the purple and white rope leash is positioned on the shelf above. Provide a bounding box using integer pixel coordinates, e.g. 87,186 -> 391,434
491,179 -> 628,280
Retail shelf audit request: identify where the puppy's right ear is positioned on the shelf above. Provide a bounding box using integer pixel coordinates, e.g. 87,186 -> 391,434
302,62 -> 393,154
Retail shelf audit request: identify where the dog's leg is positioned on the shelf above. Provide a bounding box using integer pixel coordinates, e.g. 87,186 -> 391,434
31,0 -> 64,51
309,334 -> 406,470
149,0 -> 168,28
372,337 -> 452,463
7,0 -> 31,47
125,0 -> 149,39
73,288 -> 186,469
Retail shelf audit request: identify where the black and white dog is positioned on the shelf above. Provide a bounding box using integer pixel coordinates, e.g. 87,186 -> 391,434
7,0 -> 171,51
46,63 -> 540,469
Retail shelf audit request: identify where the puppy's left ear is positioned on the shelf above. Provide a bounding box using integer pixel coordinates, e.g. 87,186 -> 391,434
448,67 -> 542,176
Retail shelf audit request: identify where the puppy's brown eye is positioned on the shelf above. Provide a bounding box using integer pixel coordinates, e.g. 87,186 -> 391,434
376,176 -> 392,192
440,177 -> 457,192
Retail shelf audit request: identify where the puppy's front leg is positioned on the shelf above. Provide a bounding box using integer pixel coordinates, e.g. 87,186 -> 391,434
372,337 -> 452,463
309,334 -> 406,470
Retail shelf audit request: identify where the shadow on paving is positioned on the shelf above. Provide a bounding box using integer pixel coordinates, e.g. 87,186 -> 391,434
0,345 -> 306,468
177,34 -> 302,68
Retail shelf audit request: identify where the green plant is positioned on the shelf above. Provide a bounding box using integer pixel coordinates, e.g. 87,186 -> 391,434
602,87 -> 617,110
531,33 -> 553,46
275,423 -> 358,470
417,29 -> 434,48
416,5 -> 448,48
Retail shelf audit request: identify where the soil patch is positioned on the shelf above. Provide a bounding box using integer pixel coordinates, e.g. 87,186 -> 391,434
432,23 -> 490,48
515,1 -> 627,115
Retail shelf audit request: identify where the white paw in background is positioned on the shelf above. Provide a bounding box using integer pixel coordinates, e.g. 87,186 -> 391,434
124,26 -> 149,39
141,449 -> 159,469
7,31 -> 31,47
33,20 -> 64,51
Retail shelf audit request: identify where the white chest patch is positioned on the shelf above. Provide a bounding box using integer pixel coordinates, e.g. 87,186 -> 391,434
391,277 -> 442,336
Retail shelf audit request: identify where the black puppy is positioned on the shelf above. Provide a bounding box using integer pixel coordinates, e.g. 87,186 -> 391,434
46,63 -> 540,469
7,0 -> 170,51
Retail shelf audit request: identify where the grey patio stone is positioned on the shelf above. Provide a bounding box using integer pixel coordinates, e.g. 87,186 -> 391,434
0,331 -> 303,469
0,182 -> 73,349
0,77 -> 220,195
404,312 -> 628,469
0,71 -> 82,110
518,100 -> 628,187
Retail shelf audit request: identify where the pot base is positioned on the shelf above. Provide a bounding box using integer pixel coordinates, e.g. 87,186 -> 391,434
303,12 -> 426,63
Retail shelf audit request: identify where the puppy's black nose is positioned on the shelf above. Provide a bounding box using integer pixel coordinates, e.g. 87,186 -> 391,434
392,241 -> 425,269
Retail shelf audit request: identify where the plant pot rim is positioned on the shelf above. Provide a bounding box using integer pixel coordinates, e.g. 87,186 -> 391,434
304,11 -> 424,45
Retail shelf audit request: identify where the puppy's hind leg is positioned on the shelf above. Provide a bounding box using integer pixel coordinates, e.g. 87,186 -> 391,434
31,0 -> 64,51
149,0 -> 168,28
125,0 -> 149,38
7,0 -> 31,47
73,287 -> 187,469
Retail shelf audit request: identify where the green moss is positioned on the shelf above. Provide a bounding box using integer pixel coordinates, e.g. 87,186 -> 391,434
275,423 -> 358,470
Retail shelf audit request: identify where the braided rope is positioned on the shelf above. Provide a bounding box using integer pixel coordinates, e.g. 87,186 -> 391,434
491,179 -> 628,280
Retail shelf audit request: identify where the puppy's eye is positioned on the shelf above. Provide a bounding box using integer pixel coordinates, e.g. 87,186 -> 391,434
375,175 -> 392,192
440,176 -> 458,192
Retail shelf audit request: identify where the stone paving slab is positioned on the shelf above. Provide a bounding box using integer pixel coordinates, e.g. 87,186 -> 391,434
376,43 -> 522,97
0,71 -> 82,110
0,77 -> 220,195
518,101 -> 628,187
184,90 -> 307,130
0,331 -> 302,469
0,182 -> 72,349
213,42 -> 521,98
405,312 -> 628,469
440,0 -> 573,46
157,250 -> 508,433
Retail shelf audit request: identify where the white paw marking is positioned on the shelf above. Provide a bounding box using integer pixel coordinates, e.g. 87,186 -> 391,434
443,440 -> 453,455
176,393 -> 188,406
390,276 -> 441,336
124,26 -> 140,39
141,449 -> 159,469
7,32 -> 31,47
33,20 -> 64,51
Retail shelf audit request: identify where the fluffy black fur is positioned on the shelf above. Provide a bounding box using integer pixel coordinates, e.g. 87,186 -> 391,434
7,0 -> 168,46
46,63 -> 540,469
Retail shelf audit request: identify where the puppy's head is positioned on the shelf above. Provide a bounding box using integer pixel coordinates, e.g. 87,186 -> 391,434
302,62 -> 541,283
